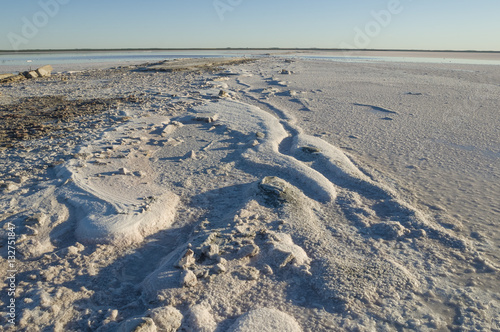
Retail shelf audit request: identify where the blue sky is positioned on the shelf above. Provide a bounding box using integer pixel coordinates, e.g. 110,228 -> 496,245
1,0 -> 499,51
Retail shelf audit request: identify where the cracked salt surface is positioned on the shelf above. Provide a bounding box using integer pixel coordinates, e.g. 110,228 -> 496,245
0,57 -> 499,331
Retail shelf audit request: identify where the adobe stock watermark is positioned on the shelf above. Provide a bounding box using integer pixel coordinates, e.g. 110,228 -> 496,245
5,222 -> 17,326
339,0 -> 413,53
213,0 -> 243,21
7,0 -> 71,51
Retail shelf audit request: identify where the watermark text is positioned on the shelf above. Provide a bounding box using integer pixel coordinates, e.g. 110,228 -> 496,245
5,223 -> 17,326
340,0 -> 412,53
7,0 -> 71,50
213,0 -> 244,21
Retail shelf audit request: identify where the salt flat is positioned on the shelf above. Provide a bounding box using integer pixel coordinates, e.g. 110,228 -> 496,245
0,57 -> 498,331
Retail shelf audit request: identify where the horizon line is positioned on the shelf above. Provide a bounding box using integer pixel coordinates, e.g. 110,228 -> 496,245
1,48 -> 500,54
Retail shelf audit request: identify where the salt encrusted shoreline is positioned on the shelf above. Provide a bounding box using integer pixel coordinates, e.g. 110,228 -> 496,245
0,58 -> 499,331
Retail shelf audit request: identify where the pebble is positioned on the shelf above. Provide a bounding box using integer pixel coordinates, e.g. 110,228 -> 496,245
237,244 -> 260,259
2,182 -> 19,192
235,266 -> 260,281
118,167 -> 130,175
118,317 -> 157,332
194,269 -> 210,279
175,249 -> 196,269
150,306 -> 183,332
25,226 -> 38,236
218,90 -> 230,98
106,309 -> 119,321
202,244 -> 219,259
161,122 -> 183,137
186,304 -> 217,332
228,308 -> 301,332
26,213 -> 48,227
181,270 -> 198,288
135,170 -> 147,177
261,264 -> 273,275
212,263 -> 227,274
194,113 -> 219,123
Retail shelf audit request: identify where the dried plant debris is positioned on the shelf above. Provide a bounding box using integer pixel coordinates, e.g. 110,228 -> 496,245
0,95 -> 144,146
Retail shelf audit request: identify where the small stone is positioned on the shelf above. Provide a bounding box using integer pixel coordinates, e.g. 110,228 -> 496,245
411,229 -> 427,238
161,121 -> 183,137
118,317 -> 156,332
2,182 -> 19,193
181,270 -> 198,288
234,266 -> 260,281
274,251 -> 295,268
301,146 -> 321,154
194,268 -> 210,279
118,167 -> 130,175
25,226 -> 38,236
150,306 -> 183,332
187,304 -> 217,332
202,244 -> 219,259
218,90 -> 230,98
194,114 -> 219,123
371,222 -> 409,239
23,71 -> 39,79
107,309 -> 119,321
237,244 -> 260,259
258,176 -> 297,205
228,308 -> 301,332
269,233 -> 311,270
255,132 -> 265,139
73,152 -> 92,160
212,263 -> 226,274
13,175 -> 28,184
61,245 -> 80,257
26,213 -> 47,227
175,249 -> 196,269
281,69 -> 291,75
36,65 -> 53,77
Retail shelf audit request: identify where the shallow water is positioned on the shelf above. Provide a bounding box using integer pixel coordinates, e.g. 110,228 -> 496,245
0,50 -> 250,69
2,50 -> 499,71
293,54 -> 500,65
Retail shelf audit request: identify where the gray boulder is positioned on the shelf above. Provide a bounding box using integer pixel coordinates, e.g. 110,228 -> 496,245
22,71 -> 39,79
36,65 -> 53,77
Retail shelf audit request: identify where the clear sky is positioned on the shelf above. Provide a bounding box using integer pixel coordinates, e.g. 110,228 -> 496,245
1,0 -> 499,51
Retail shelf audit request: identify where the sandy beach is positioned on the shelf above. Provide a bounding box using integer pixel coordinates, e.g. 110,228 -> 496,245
0,56 -> 499,331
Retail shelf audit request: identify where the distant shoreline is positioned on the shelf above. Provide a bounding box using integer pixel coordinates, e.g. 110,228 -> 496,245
0,48 -> 499,54
3,48 -> 500,64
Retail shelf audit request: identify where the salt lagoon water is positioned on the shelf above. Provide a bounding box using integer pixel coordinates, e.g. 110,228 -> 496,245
2,50 -> 500,72
0,50 -> 254,73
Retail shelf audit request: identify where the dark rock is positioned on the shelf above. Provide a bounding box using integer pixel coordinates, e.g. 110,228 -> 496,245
23,71 -> 39,79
